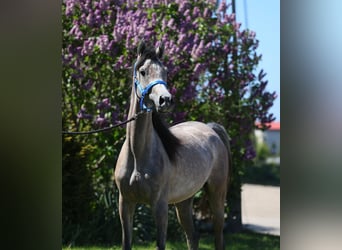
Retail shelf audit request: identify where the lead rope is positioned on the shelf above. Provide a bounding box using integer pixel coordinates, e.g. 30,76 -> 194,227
62,111 -> 144,135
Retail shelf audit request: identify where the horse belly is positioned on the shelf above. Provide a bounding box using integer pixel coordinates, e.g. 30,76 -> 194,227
167,147 -> 214,203
168,174 -> 209,203
168,122 -> 222,203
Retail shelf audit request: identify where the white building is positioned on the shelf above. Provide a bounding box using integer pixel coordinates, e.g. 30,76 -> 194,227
255,121 -> 280,155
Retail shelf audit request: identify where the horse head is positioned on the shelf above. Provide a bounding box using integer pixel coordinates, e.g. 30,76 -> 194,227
133,40 -> 173,113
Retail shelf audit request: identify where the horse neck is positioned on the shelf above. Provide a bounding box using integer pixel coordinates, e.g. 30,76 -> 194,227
127,85 -> 155,159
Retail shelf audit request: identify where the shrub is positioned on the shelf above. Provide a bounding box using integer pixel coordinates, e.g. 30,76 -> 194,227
62,0 -> 276,244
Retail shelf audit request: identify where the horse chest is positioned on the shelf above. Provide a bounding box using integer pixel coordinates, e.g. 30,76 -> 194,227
115,158 -> 168,203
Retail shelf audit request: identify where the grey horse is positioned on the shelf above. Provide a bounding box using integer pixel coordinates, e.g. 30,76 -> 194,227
114,40 -> 232,250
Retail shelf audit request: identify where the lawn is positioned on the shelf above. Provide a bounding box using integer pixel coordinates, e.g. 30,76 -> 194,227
63,230 -> 280,250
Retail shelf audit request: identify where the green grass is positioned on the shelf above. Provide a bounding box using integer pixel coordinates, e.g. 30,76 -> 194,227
63,230 -> 279,250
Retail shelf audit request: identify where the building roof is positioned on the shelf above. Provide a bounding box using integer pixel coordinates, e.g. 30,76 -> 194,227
256,121 -> 280,131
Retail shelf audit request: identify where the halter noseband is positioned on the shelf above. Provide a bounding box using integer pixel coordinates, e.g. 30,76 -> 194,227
134,62 -> 168,111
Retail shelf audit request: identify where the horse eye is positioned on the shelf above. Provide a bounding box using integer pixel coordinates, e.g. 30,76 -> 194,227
140,70 -> 146,76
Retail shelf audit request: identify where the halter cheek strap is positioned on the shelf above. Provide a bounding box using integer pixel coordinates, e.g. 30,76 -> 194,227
134,63 -> 168,111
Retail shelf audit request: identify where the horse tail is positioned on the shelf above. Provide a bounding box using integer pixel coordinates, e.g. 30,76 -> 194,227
207,122 -> 233,191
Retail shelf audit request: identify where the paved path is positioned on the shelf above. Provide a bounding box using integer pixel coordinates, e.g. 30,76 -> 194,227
241,184 -> 280,236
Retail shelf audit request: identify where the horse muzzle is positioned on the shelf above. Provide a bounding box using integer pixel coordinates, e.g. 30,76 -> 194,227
157,94 -> 173,113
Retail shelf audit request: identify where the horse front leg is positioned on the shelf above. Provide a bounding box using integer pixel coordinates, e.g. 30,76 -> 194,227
152,199 -> 168,250
118,194 -> 136,250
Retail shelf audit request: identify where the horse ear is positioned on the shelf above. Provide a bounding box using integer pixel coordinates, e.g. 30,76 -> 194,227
156,42 -> 164,59
137,40 -> 146,56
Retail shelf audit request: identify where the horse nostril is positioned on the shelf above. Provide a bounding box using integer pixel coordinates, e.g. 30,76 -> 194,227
159,96 -> 171,106
159,96 -> 165,106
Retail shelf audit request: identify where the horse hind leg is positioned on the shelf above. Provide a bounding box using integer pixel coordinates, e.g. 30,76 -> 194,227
206,174 -> 228,250
175,197 -> 199,250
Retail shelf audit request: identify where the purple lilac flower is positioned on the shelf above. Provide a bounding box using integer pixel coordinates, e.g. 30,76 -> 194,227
96,35 -> 109,52
244,140 -> 256,160
97,98 -> 111,110
65,0 -> 77,16
95,116 -> 107,126
203,8 -> 211,18
77,107 -> 93,120
69,21 -> 83,39
81,38 -> 95,56
184,9 -> 190,17
218,1 -> 227,13
192,7 -> 200,17
82,80 -> 93,90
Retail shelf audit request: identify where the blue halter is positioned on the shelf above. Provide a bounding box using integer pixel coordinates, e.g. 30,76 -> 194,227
133,63 -> 168,111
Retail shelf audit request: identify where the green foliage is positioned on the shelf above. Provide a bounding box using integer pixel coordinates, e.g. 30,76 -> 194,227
62,135 -> 122,245
243,163 -> 280,186
256,142 -> 271,163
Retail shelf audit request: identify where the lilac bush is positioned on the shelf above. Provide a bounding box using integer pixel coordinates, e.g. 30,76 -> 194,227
62,0 -> 276,243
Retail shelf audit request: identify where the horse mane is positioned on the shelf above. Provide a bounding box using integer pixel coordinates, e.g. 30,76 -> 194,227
152,112 -> 180,161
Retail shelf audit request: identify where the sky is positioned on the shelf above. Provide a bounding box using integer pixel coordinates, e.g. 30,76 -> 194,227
235,0 -> 280,121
